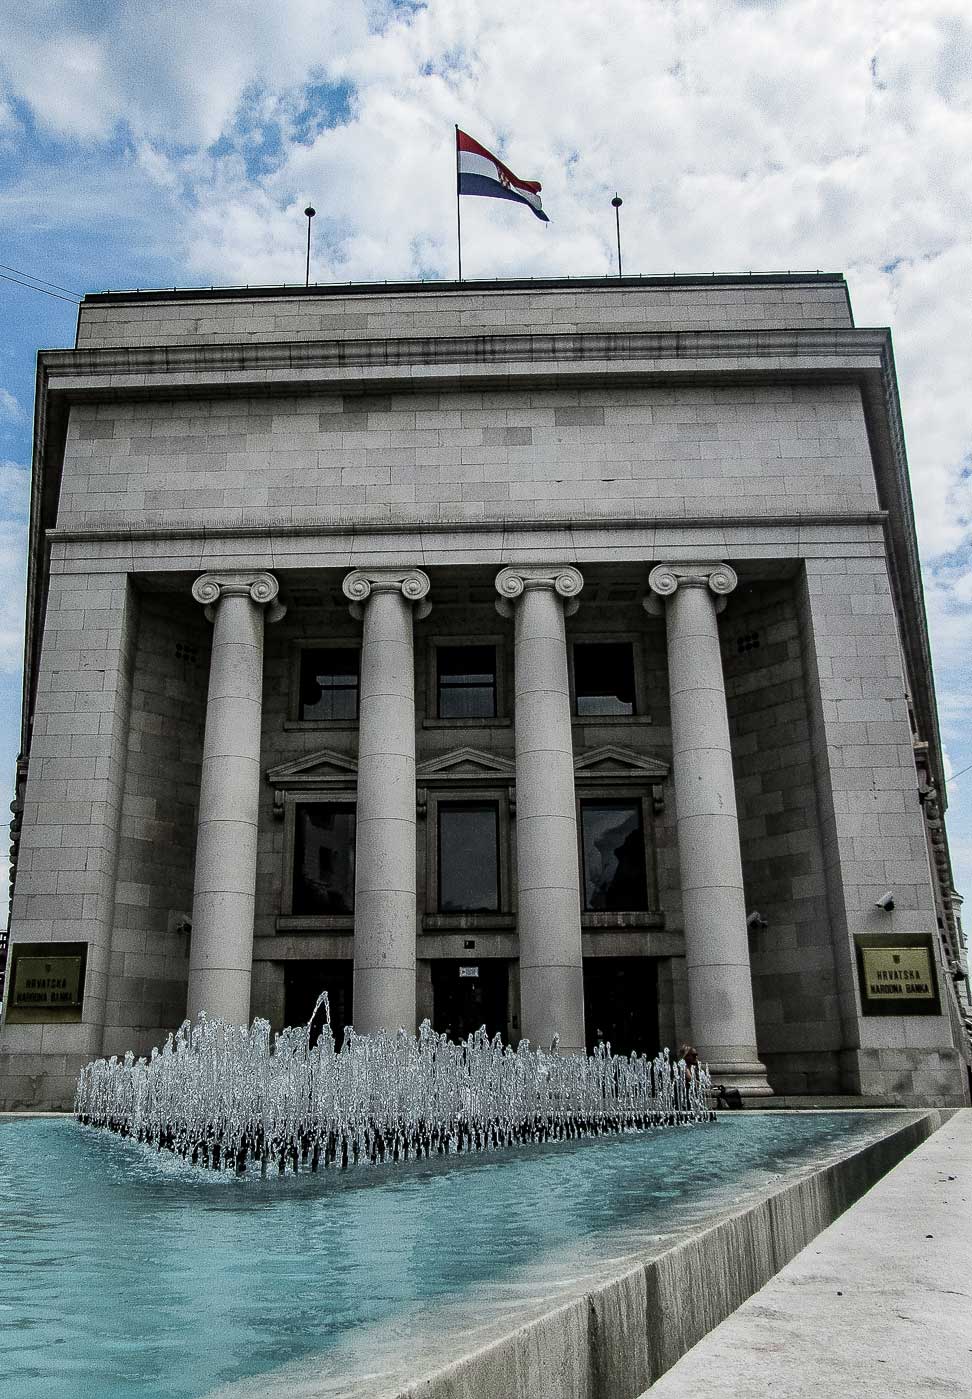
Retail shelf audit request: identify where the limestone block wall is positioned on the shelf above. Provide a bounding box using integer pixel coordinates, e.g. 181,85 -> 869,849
102,594 -> 209,1058
722,579 -> 840,1095
74,279 -> 853,349
55,381 -> 877,533
0,570 -> 136,1109
796,557 -> 966,1103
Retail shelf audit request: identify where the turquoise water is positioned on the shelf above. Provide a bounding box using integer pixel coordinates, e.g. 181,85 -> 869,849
0,1113 -> 899,1399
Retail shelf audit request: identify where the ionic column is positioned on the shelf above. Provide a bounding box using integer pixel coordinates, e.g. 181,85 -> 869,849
645,563 -> 770,1094
188,571 -> 285,1025
496,565 -> 586,1054
343,568 -> 431,1035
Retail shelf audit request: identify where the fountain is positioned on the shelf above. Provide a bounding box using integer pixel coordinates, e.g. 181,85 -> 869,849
74,996 -> 713,1173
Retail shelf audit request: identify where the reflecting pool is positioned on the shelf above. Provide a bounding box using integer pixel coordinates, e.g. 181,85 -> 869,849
0,1112 -> 902,1399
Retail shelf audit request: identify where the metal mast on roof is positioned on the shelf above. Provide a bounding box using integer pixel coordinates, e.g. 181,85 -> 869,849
611,195 -> 623,279
304,206 -> 316,287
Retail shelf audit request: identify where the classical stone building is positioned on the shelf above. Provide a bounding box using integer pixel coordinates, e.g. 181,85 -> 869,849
1,273 -> 968,1110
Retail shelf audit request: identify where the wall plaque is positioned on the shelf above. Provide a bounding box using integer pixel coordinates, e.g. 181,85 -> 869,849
5,942 -> 87,1023
854,933 -> 941,1017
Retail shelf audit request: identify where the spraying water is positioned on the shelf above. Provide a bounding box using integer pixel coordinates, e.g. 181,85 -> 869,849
74,995 -> 713,1173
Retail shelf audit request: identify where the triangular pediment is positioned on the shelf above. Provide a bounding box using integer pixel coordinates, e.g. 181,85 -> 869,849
573,745 -> 670,780
267,748 -> 358,787
416,747 -> 517,780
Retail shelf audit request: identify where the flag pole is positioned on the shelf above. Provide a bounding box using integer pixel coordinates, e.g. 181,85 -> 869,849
455,125 -> 463,281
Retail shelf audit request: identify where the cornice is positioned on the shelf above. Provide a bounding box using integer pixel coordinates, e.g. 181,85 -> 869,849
38,326 -> 891,397
46,511 -> 889,546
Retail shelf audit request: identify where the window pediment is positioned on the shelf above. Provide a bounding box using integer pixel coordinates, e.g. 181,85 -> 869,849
573,746 -> 670,781
266,748 -> 358,790
416,748 -> 517,782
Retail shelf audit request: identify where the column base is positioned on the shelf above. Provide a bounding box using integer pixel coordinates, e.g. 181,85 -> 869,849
703,1057 -> 774,1098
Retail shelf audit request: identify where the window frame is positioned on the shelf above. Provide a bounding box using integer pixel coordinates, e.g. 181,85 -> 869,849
434,642 -> 499,721
288,640 -> 362,728
424,634 -> 509,727
569,635 -> 648,721
278,789 -> 357,931
575,786 -> 659,920
421,786 -> 514,929
436,800 -> 502,915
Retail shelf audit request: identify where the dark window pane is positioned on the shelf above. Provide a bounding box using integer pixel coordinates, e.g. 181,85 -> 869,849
437,644 -> 497,718
581,801 -> 648,911
299,648 -> 359,721
293,803 -> 356,914
574,642 -> 636,716
438,803 -> 499,912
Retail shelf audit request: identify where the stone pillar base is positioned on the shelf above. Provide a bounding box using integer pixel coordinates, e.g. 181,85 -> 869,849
705,1060 -> 774,1097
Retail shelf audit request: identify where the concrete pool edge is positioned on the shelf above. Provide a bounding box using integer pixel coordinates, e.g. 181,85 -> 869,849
371,1109 -> 954,1399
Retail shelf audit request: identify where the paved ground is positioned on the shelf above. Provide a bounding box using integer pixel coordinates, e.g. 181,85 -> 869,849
643,1108 -> 972,1398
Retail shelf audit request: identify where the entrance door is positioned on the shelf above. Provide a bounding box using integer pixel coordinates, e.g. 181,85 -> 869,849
431,959 -> 508,1041
284,960 -> 353,1044
583,957 -> 659,1056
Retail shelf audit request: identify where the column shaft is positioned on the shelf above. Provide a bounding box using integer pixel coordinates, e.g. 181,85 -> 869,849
345,573 -> 428,1034
653,565 -> 770,1093
499,568 -> 586,1054
189,597 -> 264,1023
188,572 -> 283,1026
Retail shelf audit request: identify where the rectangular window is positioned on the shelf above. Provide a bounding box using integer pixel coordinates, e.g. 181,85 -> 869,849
580,801 -> 648,911
437,802 -> 500,912
573,641 -> 636,716
436,644 -> 497,719
292,803 -> 356,914
298,648 -> 359,721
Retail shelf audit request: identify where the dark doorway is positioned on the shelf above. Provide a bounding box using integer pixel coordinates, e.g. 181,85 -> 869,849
583,957 -> 659,1056
431,959 -> 508,1041
284,960 -> 353,1043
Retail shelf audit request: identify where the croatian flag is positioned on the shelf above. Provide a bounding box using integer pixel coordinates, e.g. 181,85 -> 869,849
456,128 -> 549,222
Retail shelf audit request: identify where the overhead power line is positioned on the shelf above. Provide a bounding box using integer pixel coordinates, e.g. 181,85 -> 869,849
0,263 -> 80,297
0,263 -> 81,304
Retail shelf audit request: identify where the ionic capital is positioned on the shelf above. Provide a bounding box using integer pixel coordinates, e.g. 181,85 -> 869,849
192,571 -> 286,624
494,565 -> 584,618
643,562 -> 738,617
342,568 -> 432,621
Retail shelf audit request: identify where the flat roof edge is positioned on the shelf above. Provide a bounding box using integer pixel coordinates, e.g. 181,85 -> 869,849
80,271 -> 848,306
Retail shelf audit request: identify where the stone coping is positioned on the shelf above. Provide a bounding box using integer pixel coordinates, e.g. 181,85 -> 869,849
210,1108 -> 951,1399
644,1107 -> 971,1397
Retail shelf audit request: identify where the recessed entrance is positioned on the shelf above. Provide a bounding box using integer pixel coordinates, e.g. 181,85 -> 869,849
431,959 -> 508,1041
284,960 -> 353,1043
583,957 -> 659,1056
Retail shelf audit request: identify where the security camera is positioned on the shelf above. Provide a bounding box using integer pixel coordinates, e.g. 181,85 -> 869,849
874,892 -> 895,912
746,911 -> 768,930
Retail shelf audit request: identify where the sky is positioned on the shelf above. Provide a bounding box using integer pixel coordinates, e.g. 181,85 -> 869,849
0,0 -> 970,904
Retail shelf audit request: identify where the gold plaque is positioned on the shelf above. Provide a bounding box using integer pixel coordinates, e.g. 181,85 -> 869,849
860,946 -> 934,1003
5,942 -> 87,1022
854,934 -> 941,1016
12,956 -> 83,1010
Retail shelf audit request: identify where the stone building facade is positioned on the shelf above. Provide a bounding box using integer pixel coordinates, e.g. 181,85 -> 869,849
1,273 -> 968,1109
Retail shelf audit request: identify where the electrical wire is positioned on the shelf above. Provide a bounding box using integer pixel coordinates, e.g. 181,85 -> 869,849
0,272 -> 80,304
0,263 -> 80,298
945,760 -> 972,786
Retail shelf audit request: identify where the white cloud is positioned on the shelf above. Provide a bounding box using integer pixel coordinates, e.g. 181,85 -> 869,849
0,389 -> 24,423
0,1 -> 384,145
